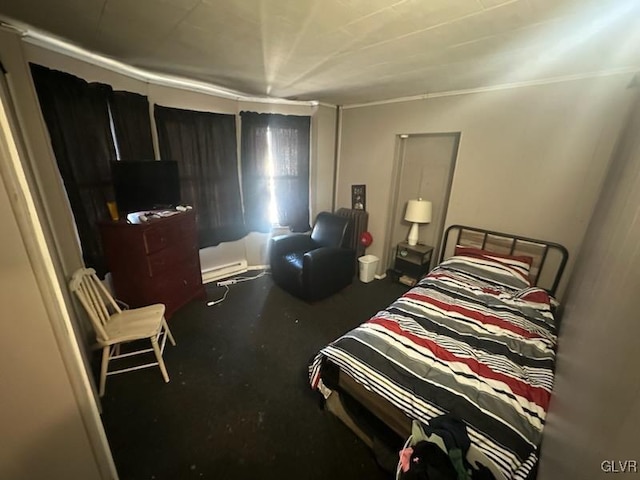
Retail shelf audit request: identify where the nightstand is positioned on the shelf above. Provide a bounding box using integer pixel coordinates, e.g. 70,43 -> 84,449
393,242 -> 433,286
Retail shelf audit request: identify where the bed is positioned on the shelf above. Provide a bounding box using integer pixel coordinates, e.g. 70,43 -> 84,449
309,225 -> 568,480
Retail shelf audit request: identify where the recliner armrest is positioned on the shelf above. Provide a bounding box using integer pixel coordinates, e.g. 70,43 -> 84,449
304,246 -> 354,266
270,234 -> 317,259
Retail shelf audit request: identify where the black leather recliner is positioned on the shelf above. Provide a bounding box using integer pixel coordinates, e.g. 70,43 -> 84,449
270,212 -> 355,301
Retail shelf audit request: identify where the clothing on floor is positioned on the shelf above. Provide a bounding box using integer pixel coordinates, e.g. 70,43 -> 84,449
398,416 -> 496,480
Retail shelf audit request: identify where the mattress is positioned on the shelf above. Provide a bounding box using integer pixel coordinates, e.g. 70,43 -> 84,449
310,253 -> 558,479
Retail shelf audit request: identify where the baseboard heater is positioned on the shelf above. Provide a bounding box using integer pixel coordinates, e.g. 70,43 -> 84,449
201,260 -> 248,284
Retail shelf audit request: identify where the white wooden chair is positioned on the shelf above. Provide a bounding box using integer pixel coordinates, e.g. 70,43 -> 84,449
70,267 -> 176,396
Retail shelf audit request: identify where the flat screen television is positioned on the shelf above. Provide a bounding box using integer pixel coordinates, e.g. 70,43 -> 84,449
111,160 -> 181,214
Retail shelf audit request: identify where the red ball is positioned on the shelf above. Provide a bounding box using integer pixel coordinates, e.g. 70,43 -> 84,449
360,231 -> 373,247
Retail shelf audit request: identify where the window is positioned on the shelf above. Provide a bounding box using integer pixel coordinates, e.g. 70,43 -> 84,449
155,105 -> 246,247
30,63 -> 116,276
240,112 -> 311,233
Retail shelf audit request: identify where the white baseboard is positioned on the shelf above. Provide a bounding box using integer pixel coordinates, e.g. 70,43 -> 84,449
201,261 -> 271,285
247,264 -> 270,271
201,260 -> 248,284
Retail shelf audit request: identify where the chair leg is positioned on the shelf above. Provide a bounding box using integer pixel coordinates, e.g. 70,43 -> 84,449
162,317 -> 176,346
99,346 -> 110,397
151,337 -> 170,383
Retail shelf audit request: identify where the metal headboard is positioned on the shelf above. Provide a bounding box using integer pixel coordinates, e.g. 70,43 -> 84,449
439,225 -> 569,296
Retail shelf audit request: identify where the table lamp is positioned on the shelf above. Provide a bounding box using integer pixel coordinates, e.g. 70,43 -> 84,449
404,199 -> 432,246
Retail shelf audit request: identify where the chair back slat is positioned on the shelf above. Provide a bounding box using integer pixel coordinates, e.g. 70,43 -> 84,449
70,268 -> 122,342
80,280 -> 105,324
86,275 -> 112,323
92,273 -> 122,313
74,285 -> 109,341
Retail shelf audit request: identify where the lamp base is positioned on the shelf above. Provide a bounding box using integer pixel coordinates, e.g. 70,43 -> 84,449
407,223 -> 419,246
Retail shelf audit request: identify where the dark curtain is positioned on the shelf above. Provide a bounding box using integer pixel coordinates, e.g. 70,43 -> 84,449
30,63 -> 116,277
240,112 -> 310,233
154,105 -> 245,247
109,91 -> 155,160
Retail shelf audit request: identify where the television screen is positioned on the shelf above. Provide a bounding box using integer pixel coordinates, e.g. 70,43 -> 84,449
111,160 -> 181,214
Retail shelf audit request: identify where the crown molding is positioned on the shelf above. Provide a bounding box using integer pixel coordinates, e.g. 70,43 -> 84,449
342,67 -> 639,109
315,102 -> 337,109
3,18 -> 635,110
1,18 -> 317,107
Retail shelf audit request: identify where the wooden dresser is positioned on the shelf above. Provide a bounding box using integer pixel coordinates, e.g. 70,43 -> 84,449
100,210 -> 205,318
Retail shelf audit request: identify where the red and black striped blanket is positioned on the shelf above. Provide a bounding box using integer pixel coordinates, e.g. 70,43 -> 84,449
310,254 -> 558,479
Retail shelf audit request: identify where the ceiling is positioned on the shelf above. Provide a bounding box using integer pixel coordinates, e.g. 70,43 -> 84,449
1,0 -> 639,105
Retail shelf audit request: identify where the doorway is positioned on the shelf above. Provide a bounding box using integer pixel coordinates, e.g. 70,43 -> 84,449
382,133 -> 460,272
0,69 -> 117,477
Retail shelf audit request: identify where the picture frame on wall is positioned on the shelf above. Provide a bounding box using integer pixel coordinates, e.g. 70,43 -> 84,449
351,184 -> 366,211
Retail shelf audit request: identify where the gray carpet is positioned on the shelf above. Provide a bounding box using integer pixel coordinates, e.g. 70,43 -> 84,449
100,273 -> 409,479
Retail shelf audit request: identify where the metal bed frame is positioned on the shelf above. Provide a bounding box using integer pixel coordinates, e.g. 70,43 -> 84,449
440,224 -> 569,296
322,225 -> 570,479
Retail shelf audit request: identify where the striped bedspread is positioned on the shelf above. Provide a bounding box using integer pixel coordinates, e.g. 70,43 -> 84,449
309,255 -> 558,479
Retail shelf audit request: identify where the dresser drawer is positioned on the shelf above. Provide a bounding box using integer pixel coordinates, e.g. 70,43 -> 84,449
151,260 -> 203,311
102,210 -> 202,318
146,243 -> 198,277
143,224 -> 171,254
143,220 -> 198,255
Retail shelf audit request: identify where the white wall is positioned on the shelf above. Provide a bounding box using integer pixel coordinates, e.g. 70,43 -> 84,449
0,145 -> 104,480
0,85 -> 107,480
312,104 -> 338,216
337,76 -> 635,296
538,89 -> 640,480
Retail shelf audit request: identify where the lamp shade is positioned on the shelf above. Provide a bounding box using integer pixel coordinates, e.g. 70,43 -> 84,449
405,199 -> 432,224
